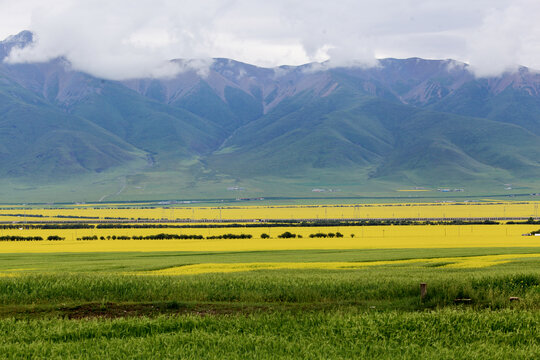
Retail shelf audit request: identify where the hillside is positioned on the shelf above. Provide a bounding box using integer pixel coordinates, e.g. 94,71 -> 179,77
0,31 -> 539,201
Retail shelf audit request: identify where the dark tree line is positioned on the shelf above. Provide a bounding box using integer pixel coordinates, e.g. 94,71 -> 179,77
0,235 -> 64,241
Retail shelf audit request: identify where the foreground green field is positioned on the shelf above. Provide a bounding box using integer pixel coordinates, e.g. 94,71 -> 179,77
1,247 -> 539,358
1,310 -> 538,359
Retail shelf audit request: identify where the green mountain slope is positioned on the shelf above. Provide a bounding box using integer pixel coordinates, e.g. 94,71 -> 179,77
67,81 -> 227,163
363,100 -> 540,182
207,88 -> 390,175
207,85 -> 540,185
430,80 -> 540,135
0,75 -> 146,179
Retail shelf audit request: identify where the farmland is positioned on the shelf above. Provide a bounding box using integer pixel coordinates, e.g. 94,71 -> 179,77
0,201 -> 539,358
1,200 -> 539,221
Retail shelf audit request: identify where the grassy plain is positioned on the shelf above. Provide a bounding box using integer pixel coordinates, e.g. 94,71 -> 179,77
1,309 -> 538,359
0,202 -> 539,358
1,250 -> 539,358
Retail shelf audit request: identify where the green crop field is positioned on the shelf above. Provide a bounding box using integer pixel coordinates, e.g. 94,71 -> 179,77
1,310 -> 538,359
1,245 -> 539,359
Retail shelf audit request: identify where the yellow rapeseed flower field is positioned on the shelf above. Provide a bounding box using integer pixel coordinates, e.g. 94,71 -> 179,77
0,224 -> 539,253
144,253 -> 540,275
1,201 -> 539,220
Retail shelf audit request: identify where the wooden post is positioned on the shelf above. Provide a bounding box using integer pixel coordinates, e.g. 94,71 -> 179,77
420,283 -> 427,300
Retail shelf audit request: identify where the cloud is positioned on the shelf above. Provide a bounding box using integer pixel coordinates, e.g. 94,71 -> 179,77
465,6 -> 521,77
2,0 -> 227,79
2,0 -> 540,79
465,1 -> 540,77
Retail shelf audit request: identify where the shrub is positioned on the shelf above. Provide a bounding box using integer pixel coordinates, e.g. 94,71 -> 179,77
278,232 -> 296,238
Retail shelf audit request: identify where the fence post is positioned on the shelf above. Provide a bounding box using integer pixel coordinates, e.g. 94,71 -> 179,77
420,283 -> 427,300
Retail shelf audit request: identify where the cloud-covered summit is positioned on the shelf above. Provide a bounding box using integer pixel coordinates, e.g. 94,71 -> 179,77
1,0 -> 540,80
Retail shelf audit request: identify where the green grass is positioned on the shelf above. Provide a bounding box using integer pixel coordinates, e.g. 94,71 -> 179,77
0,247 -> 539,358
0,310 -> 538,359
1,268 -> 539,310
1,248 -> 539,309
2,169 -> 538,204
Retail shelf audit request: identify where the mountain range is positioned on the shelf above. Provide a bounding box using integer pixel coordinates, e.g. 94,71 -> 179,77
0,31 -> 539,202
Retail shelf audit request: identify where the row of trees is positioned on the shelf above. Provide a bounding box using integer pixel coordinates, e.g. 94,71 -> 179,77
309,232 -> 344,238
76,232 -> 355,240
0,235 -> 64,241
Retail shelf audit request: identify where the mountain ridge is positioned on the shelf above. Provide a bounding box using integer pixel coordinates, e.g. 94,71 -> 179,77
0,31 -> 539,200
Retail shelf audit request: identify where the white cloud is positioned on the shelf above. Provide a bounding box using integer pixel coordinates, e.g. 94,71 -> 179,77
465,1 -> 540,77
2,0 -> 540,79
2,0 -> 228,79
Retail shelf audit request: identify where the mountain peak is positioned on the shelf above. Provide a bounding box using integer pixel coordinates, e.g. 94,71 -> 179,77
3,30 -> 34,46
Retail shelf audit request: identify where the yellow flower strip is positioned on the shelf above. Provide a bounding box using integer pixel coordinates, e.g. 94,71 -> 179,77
1,201 -> 539,220
147,253 -> 540,275
0,224 -> 539,254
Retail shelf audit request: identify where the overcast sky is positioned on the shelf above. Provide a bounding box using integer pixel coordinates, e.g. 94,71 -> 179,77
1,0 -> 539,80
